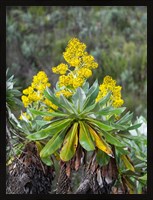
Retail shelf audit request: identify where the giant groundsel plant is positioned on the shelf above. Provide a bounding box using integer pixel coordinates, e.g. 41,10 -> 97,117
18,38 -> 145,193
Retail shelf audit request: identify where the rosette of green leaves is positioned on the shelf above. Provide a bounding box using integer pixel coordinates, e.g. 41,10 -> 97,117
6,69 -> 22,112
26,80 -> 141,170
6,70 -> 25,164
114,119 -> 147,194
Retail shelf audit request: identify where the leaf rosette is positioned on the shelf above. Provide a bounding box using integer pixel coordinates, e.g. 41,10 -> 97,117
26,80 -> 141,168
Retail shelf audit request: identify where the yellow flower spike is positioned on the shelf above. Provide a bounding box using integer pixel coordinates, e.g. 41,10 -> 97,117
21,70 -> 51,108
52,38 -> 99,92
97,75 -> 124,108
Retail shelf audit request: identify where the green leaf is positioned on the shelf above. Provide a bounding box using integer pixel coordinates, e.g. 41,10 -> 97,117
41,156 -> 53,166
96,149 -> 110,166
88,124 -> 113,157
44,88 -> 61,107
79,121 -> 95,151
117,133 -> 146,142
96,107 -> 111,115
29,108 -> 68,117
102,131 -> 124,147
98,92 -> 111,107
80,103 -> 100,115
27,119 -> 71,140
97,107 -> 126,116
72,87 -> 86,113
111,122 -> 129,131
134,163 -> 147,170
136,155 -> 147,162
123,176 -> 135,194
88,118 -> 115,131
83,79 -> 99,109
116,111 -> 133,125
115,146 -> 129,155
11,89 -> 21,96
121,155 -> 135,172
82,81 -> 89,93
59,94 -> 77,114
60,122 -> 78,161
139,173 -> 147,181
127,123 -> 142,130
40,128 -> 67,158
35,120 -> 51,127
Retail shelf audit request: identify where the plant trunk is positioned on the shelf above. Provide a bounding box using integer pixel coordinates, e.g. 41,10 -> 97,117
56,161 -> 71,194
75,152 -> 119,194
6,142 -> 55,194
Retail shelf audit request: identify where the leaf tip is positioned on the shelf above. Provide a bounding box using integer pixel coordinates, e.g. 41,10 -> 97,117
108,153 -> 115,158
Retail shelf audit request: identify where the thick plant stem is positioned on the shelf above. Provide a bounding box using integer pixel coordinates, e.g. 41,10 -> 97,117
75,150 -> 118,194
56,161 -> 71,194
6,142 -> 54,194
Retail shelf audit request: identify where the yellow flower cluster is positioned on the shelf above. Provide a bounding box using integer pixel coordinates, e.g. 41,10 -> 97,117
56,89 -> 73,98
52,38 -> 98,97
52,63 -> 68,75
96,75 -> 124,108
21,71 -> 51,107
63,38 -> 98,69
20,71 -> 58,121
31,71 -> 51,91
63,38 -> 86,67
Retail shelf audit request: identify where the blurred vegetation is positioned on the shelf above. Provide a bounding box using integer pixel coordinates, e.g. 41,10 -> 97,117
6,6 -> 147,119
